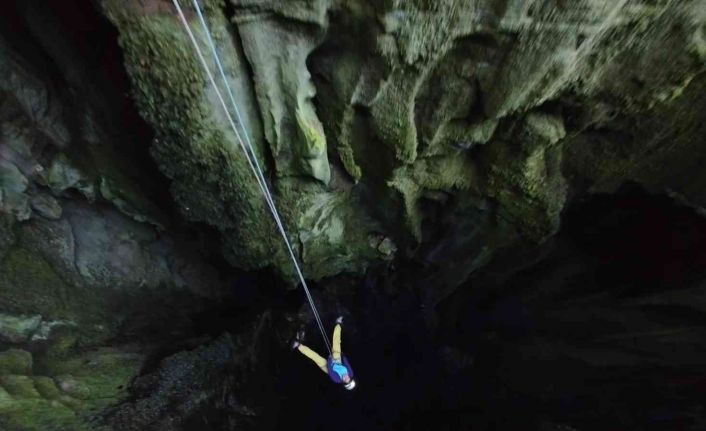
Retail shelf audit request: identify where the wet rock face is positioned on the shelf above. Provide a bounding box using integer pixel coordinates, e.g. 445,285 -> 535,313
98,0 -> 706,293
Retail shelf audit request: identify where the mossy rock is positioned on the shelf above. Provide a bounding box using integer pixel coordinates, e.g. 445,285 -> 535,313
54,375 -> 91,400
0,397 -> 88,431
296,108 -> 331,185
0,313 -> 42,343
0,348 -> 144,430
0,375 -> 41,398
0,349 -> 32,375
102,5 -> 281,272
388,154 -> 477,240
0,247 -> 107,338
32,376 -> 62,400
44,348 -> 142,411
481,113 -> 568,242
0,247 -> 71,319
44,154 -> 95,201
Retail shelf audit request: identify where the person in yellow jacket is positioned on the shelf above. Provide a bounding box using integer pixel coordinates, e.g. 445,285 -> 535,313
292,316 -> 356,390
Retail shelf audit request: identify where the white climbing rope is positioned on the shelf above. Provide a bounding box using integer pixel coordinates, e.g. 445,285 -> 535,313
171,0 -> 333,354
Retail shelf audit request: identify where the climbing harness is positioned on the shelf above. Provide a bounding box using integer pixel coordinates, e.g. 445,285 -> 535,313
171,0 -> 333,355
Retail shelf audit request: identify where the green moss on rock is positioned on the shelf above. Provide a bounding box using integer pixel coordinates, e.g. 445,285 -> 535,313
338,139 -> 363,182
31,347 -> 144,423
483,113 -> 568,242
297,191 -> 382,279
295,108 -> 331,185
46,349 -> 140,398
0,375 -> 41,398
32,376 -> 62,400
370,67 -> 421,164
0,247 -> 71,319
389,154 -> 477,240
103,4 -> 280,271
0,248 -> 110,347
0,349 -> 32,375
0,397 -> 89,431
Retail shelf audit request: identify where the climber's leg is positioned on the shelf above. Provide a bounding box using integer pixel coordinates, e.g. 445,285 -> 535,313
332,320 -> 342,362
297,344 -> 328,374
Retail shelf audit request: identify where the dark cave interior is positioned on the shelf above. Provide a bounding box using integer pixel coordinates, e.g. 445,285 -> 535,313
263,184 -> 706,431
1,2 -> 705,431
174,184 -> 706,431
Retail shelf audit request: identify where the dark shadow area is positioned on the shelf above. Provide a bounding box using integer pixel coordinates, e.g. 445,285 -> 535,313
0,0 -> 175,214
275,287 -> 443,431
271,184 -> 706,431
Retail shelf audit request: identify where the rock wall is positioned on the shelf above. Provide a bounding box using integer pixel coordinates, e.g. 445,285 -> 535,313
99,0 -> 705,294
0,3 -> 233,428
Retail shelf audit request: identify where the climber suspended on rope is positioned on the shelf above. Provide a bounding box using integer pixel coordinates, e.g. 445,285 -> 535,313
171,0 -> 355,386
292,316 -> 356,390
